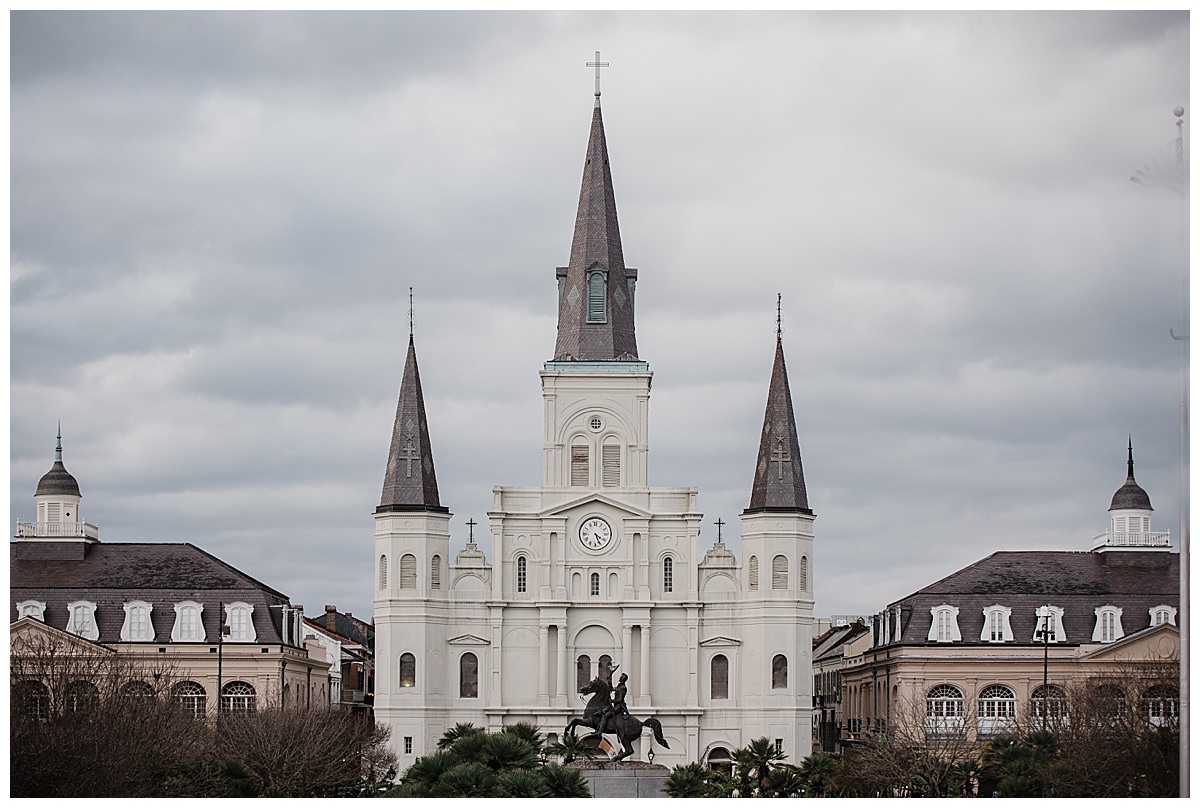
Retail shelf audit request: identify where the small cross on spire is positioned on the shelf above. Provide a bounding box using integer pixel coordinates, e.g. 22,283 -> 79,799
466,518 -> 478,543
587,51 -> 610,102
776,292 -> 783,339
408,287 -> 414,339
714,518 -> 725,544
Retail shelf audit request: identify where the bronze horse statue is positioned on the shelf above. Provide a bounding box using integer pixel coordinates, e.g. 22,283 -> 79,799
564,676 -> 670,763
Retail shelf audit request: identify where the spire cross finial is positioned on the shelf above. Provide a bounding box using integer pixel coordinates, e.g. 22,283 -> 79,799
55,421 -> 63,462
408,287 -> 414,339
776,293 -> 782,339
714,518 -> 725,543
466,518 -> 477,542
586,51 -> 610,100
1127,435 -> 1136,479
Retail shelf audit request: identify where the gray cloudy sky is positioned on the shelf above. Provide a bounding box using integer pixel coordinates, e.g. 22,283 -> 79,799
11,11 -> 1189,622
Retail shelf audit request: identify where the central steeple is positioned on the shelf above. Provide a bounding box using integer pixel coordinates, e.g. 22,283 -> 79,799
553,90 -> 639,362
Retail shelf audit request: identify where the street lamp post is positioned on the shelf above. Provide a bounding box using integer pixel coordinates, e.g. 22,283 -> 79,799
1036,611 -> 1050,733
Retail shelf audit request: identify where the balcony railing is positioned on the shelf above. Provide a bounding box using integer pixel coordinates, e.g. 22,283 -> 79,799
15,521 -> 99,539
1093,530 -> 1171,550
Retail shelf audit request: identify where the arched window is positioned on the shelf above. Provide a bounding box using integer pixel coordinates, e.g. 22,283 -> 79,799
121,600 -> 155,641
516,556 -> 527,593
400,554 -> 417,589
172,601 -> 206,642
926,684 -> 964,736
771,555 -> 788,590
928,605 -> 961,642
221,681 -> 256,713
602,437 -> 620,487
16,599 -> 45,621
599,654 -> 613,683
1031,684 -> 1068,724
981,605 -> 1013,643
65,680 -> 99,713
748,556 -> 759,591
1150,605 -> 1177,626
571,439 -> 589,487
17,681 -> 49,722
460,652 -> 478,698
663,556 -> 674,593
399,653 -> 416,688
711,654 -> 729,700
587,270 -> 607,323
122,680 -> 155,700
1142,685 -> 1179,728
1093,606 -> 1123,643
174,681 -> 206,717
771,654 -> 788,689
590,572 -> 601,596
66,600 -> 99,640
1033,605 -> 1066,643
707,746 -> 732,775
576,655 -> 591,690
226,602 -> 255,642
800,556 -> 809,591
977,684 -> 1016,737
379,555 -> 388,589
431,555 -> 441,590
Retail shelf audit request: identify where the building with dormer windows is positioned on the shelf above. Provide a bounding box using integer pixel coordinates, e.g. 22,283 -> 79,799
373,89 -> 816,768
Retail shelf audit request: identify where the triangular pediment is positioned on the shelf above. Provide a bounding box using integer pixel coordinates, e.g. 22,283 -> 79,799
699,636 -> 742,647
542,492 -> 653,519
1081,622 -> 1179,662
10,616 -> 114,656
448,633 -> 491,646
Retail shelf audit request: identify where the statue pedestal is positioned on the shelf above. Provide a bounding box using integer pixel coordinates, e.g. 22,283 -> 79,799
568,761 -> 669,798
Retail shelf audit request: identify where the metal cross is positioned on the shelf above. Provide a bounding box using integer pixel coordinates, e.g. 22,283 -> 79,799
466,518 -> 477,542
408,286 -> 414,338
714,518 -> 725,543
776,292 -> 783,338
587,51 -> 610,98
402,436 -> 417,478
771,437 -> 791,481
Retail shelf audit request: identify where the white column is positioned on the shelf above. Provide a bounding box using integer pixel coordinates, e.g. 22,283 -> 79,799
538,623 -> 549,705
556,625 -> 567,704
622,622 -> 634,705
640,621 -> 652,707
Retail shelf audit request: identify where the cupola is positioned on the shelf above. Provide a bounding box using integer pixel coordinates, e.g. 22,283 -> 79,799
1093,438 -> 1168,552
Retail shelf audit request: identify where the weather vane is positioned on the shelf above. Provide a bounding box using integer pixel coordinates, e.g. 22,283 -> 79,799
587,51 -> 610,100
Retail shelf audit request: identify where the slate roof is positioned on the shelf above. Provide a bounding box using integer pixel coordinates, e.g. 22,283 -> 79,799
378,335 -> 447,513
552,99 -> 639,362
11,540 -> 293,645
745,333 -> 811,514
813,621 -> 869,664
887,550 -> 1179,646
306,608 -> 371,648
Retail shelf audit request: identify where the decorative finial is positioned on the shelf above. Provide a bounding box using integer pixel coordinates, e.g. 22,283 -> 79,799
1127,435 -> 1135,480
715,517 -> 725,544
55,421 -> 62,462
776,293 -> 783,339
587,51 -> 610,104
408,287 -> 414,339
466,517 -> 477,544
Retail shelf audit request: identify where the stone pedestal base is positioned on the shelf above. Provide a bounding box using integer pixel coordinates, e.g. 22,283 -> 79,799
568,761 -> 669,798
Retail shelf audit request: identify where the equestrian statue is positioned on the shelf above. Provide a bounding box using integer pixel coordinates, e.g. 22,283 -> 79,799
564,663 -> 669,763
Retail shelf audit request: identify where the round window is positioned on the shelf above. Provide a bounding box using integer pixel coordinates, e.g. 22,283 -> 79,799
589,416 -> 604,432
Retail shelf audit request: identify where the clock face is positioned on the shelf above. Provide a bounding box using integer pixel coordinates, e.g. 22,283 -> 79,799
579,517 -> 613,551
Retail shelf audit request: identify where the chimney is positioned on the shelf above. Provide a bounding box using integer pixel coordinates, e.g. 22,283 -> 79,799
325,604 -> 337,632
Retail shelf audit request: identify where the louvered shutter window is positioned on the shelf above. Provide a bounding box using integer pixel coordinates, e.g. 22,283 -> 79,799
587,271 -> 606,322
711,654 -> 729,700
748,556 -> 759,590
400,554 -> 417,589
602,442 -> 620,487
771,555 -> 788,590
800,556 -> 809,591
571,444 -> 589,486
431,555 -> 441,590
379,555 -> 388,589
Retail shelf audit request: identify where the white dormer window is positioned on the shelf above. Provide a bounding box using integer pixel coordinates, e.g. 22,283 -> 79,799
225,602 -> 256,642
928,605 -> 961,643
1033,605 -> 1066,643
16,600 -> 46,621
172,601 -> 206,642
121,601 -> 155,641
65,600 -> 100,640
980,605 -> 1013,643
1150,605 -> 1177,626
1092,605 -> 1124,643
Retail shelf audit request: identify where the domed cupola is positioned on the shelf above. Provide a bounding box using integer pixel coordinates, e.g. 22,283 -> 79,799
17,426 -> 98,542
36,430 -> 81,498
1094,438 -> 1167,552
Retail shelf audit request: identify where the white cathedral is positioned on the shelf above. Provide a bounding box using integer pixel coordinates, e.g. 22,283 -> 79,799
373,86 -> 815,769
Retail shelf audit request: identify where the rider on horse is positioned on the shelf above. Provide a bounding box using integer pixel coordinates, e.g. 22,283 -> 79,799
597,666 -> 630,736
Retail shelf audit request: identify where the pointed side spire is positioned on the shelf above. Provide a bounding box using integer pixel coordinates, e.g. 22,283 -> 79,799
1109,436 -> 1153,511
745,303 -> 811,514
553,92 -> 638,362
378,330 -> 448,514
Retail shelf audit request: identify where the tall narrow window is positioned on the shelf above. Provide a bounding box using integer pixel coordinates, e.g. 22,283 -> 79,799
577,655 -> 591,690
771,555 -> 788,590
172,601 -> 205,642
928,605 -> 961,643
571,442 -> 589,486
226,602 -> 255,642
590,572 -> 600,596
663,556 -> 674,593
602,440 -> 620,487
1093,606 -> 1124,643
772,654 -> 788,689
121,601 -> 155,642
431,555 -> 441,590
399,653 -> 417,688
400,554 -> 417,589
800,556 -> 809,591
599,655 -> 613,683
460,652 -> 478,698
980,605 -> 1012,643
66,600 -> 99,640
711,654 -> 729,700
379,555 -> 388,589
516,556 -> 527,593
748,556 -> 759,590
587,270 -> 606,323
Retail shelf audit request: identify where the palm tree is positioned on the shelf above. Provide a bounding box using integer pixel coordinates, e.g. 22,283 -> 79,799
798,752 -> 841,797
496,768 -> 549,797
539,764 -> 593,798
430,761 -> 497,797
742,737 -> 788,796
544,732 -> 602,764
663,762 -> 712,798
480,732 -> 541,772
437,722 -> 483,750
501,720 -> 545,750
764,764 -> 806,797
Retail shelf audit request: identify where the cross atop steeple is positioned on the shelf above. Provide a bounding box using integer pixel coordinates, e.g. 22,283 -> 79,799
587,51 -> 610,102
466,518 -> 478,543
715,518 -> 725,543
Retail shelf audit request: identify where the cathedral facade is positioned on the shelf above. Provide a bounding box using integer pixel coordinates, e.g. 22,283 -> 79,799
373,90 -> 815,769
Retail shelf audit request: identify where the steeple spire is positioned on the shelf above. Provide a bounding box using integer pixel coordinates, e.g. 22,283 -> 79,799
378,306 -> 447,514
1109,436 -> 1153,511
552,72 -> 638,362
745,301 -> 811,514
